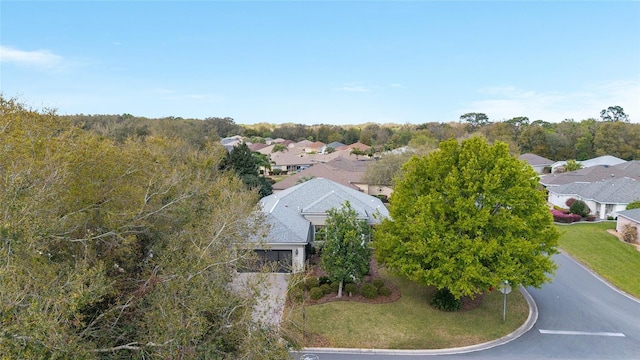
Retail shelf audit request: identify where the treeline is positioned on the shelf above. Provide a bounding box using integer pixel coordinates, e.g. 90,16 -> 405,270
64,107 -> 639,161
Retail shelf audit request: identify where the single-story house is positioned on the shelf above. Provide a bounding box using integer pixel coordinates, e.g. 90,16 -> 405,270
519,153 -> 554,174
540,160 -> 640,188
547,177 -> 640,219
616,208 -> 640,244
549,155 -> 626,174
272,157 -> 372,192
254,178 -> 390,273
321,142 -> 346,153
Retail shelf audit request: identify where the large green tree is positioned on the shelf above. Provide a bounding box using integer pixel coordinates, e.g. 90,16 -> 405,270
460,112 -> 491,132
374,137 -> 559,299
600,105 -> 630,123
0,97 -> 289,359
321,202 -> 371,298
221,142 -> 273,197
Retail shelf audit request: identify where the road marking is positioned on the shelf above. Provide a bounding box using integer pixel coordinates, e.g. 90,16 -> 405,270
300,354 -> 319,360
539,329 -> 625,337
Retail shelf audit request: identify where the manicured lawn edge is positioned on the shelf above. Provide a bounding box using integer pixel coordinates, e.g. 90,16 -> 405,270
300,285 -> 538,355
556,222 -> 640,299
283,268 -> 530,350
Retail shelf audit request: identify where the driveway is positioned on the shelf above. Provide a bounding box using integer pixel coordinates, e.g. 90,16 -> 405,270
232,272 -> 289,328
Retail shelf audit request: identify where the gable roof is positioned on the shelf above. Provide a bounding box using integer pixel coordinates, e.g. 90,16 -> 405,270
259,178 -> 390,244
519,153 -> 554,166
617,208 -> 640,223
272,157 -> 371,191
337,142 -> 371,151
547,177 -> 640,205
540,161 -> 640,187
293,139 -> 314,148
550,155 -> 627,173
325,141 -> 346,149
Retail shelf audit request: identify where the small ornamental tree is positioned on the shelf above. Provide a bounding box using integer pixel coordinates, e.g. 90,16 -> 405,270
564,159 -> 583,172
321,201 -> 371,298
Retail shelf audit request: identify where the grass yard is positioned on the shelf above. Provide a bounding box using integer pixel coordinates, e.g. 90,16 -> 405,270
284,269 -> 528,349
556,221 -> 640,298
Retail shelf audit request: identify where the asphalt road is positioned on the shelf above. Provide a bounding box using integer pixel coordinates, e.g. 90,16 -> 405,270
292,253 -> 640,360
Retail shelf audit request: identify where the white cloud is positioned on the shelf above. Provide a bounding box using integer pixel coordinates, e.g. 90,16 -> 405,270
0,46 -> 63,69
338,85 -> 372,93
460,80 -> 640,123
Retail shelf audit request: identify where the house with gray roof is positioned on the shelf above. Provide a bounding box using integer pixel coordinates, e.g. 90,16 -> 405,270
255,178 -> 390,273
519,153 -> 554,174
547,177 -> 640,220
540,160 -> 640,188
550,155 -> 626,174
321,142 -> 346,153
616,208 -> 640,244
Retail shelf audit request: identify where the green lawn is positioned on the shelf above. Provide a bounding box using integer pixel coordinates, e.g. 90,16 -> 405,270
282,221 -> 640,350
284,269 -> 528,349
556,221 -> 640,298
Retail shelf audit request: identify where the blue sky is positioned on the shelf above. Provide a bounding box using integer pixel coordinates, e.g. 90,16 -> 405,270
2,1 -> 639,125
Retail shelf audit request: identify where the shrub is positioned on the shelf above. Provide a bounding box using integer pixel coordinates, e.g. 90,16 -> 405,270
372,278 -> 385,289
318,276 -> 331,285
430,288 -> 462,312
330,282 -> 340,293
626,200 -> 640,210
551,209 -> 582,223
569,200 -> 590,217
586,215 -> 596,222
344,283 -> 358,296
622,224 -> 638,244
378,286 -> 392,297
565,198 -> 576,207
553,205 -> 568,212
309,287 -> 324,300
288,287 -> 305,303
320,283 -> 332,295
360,283 -> 378,299
304,277 -> 319,290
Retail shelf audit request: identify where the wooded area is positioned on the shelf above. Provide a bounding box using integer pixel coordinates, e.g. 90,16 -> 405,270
0,97 -> 290,359
62,106 -> 640,161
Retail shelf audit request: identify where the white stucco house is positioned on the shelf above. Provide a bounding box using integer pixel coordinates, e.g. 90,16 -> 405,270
252,178 -> 390,273
547,177 -> 640,220
616,208 -> 640,244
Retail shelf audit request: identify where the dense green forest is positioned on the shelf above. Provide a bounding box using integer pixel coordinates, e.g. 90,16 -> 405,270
63,106 -> 640,161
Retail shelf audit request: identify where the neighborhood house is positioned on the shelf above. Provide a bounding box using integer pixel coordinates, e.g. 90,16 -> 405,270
252,178 -> 390,273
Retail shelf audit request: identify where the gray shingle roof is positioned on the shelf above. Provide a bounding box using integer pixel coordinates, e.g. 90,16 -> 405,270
540,161 -> 640,187
259,178 -> 390,244
548,177 -> 640,204
519,153 -> 554,166
617,208 -> 640,223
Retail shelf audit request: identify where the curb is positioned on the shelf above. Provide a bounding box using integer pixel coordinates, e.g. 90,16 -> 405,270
298,286 -> 538,356
559,250 -> 640,305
